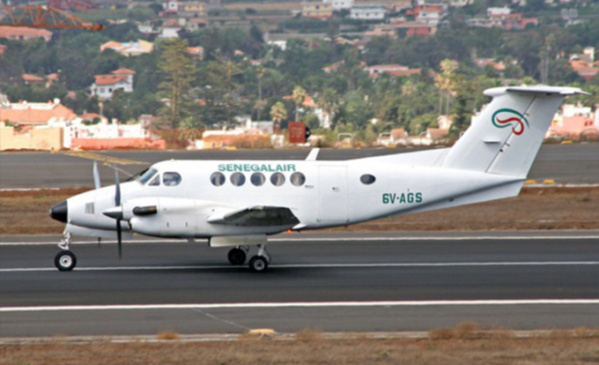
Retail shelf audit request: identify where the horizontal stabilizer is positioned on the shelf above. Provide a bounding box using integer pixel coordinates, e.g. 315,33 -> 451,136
443,85 -> 587,177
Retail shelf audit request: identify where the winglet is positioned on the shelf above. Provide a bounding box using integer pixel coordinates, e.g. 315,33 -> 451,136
305,148 -> 320,161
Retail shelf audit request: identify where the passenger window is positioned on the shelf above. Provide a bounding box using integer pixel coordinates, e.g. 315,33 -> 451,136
360,174 -> 376,185
271,172 -> 285,186
163,172 -> 182,186
290,172 -> 306,186
210,172 -> 226,186
251,172 -> 265,186
149,174 -> 160,186
231,172 -> 245,186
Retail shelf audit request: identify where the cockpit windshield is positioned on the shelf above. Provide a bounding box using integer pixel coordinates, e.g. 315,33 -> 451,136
138,168 -> 158,185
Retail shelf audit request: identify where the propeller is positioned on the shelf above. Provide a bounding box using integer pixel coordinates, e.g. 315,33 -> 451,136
93,161 -> 101,189
115,170 -> 122,259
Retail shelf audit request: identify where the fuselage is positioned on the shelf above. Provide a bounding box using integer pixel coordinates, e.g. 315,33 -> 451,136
59,155 -> 521,239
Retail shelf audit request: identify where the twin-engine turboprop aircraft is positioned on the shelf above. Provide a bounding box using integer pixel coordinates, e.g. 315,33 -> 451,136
50,85 -> 586,272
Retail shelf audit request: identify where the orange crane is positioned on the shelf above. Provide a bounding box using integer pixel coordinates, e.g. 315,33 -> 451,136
0,5 -> 104,31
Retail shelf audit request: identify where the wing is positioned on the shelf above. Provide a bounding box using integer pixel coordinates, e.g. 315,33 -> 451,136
207,206 -> 300,227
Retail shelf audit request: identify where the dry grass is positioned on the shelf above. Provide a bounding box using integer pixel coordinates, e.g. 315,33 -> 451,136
2,326 -> 599,365
156,330 -> 180,341
1,187 -> 598,235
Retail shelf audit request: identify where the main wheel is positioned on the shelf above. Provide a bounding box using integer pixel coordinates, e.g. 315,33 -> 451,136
228,248 -> 247,266
249,255 -> 269,273
54,250 -> 77,271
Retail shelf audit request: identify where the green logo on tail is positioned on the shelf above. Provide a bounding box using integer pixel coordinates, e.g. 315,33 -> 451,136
492,108 -> 529,135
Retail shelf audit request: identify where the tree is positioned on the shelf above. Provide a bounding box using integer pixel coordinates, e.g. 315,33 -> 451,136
200,60 -> 243,127
291,85 -> 307,121
158,38 -> 197,129
317,88 -> 340,129
270,101 -> 287,132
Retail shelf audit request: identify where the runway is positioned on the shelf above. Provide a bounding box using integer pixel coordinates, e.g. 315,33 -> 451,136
1,232 -> 598,337
1,144 -> 599,188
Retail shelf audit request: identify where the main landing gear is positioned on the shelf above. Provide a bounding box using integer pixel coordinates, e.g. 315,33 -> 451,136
54,233 -> 77,271
227,244 -> 271,273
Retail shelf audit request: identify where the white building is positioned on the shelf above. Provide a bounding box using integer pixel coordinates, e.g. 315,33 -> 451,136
487,7 -> 511,17
349,5 -> 387,20
90,68 -> 136,100
324,0 -> 353,11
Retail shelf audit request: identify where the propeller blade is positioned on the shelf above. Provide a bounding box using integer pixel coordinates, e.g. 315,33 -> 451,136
115,171 -> 121,206
93,161 -> 101,189
115,170 -> 122,259
116,220 -> 122,259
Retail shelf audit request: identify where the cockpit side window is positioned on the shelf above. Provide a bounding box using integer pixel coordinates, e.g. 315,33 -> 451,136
139,168 -> 158,184
148,174 -> 161,186
163,172 -> 182,186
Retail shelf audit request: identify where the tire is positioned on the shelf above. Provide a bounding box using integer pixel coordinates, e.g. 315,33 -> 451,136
54,250 -> 77,271
228,248 -> 246,266
249,255 -> 269,273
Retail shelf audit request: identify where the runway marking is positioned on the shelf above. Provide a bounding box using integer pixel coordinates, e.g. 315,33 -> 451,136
2,299 -> 599,312
2,261 -> 599,273
2,234 -> 599,246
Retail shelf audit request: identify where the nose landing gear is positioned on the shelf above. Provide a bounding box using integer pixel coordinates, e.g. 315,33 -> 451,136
54,232 -> 77,271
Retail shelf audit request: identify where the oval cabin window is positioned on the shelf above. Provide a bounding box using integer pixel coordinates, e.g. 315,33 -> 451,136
270,172 -> 285,186
251,172 -> 265,186
360,174 -> 376,185
210,172 -> 226,186
231,172 -> 246,186
290,172 -> 306,186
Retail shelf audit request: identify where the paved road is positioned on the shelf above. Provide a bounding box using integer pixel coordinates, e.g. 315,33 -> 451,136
1,232 -> 598,336
1,144 -> 598,188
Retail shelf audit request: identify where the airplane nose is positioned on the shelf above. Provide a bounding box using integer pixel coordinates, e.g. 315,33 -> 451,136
50,200 -> 68,223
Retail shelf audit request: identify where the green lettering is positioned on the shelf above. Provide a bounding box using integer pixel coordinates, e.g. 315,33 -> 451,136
226,164 -> 233,172
288,164 -> 296,172
383,194 -> 389,204
400,194 -> 406,203
408,193 -> 414,203
261,164 -> 268,171
251,164 -> 259,172
416,193 -> 423,203
218,164 -> 225,172
268,165 -> 275,172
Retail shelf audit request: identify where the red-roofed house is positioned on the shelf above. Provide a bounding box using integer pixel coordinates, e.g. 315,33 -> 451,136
0,26 -> 52,41
570,59 -> 598,81
0,100 -> 76,126
187,46 -> 204,60
90,68 -> 136,99
365,64 -> 421,78
21,73 -> 45,85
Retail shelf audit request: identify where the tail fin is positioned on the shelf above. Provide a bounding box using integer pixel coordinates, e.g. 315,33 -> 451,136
443,86 -> 587,177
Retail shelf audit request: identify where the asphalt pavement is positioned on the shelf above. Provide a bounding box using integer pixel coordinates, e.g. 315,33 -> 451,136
1,144 -> 598,188
1,232 -> 598,337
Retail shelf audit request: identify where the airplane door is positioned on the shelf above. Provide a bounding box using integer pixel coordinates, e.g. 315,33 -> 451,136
317,166 -> 348,224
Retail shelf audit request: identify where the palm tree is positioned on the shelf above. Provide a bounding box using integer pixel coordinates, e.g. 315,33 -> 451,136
317,88 -> 340,129
270,101 -> 287,133
291,85 -> 307,121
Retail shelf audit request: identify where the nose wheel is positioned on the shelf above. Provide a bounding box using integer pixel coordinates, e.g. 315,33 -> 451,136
55,232 -> 76,271
55,250 -> 77,271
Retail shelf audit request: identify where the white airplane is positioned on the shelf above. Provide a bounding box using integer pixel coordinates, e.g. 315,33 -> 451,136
50,85 -> 586,272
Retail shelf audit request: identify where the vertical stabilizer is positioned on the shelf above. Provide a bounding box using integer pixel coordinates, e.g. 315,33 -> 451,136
443,86 -> 587,177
